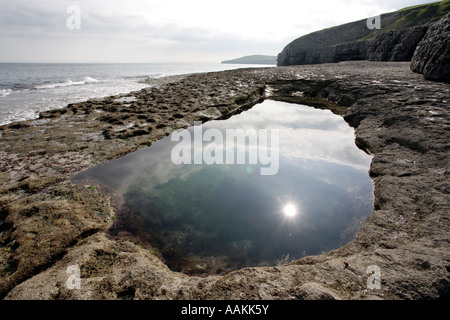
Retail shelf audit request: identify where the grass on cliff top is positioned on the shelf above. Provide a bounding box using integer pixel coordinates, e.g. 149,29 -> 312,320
363,0 -> 450,40
295,0 -> 449,42
398,0 -> 450,13
387,0 -> 450,29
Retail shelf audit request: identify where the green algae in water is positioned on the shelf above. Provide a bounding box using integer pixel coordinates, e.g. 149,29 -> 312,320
74,100 -> 374,275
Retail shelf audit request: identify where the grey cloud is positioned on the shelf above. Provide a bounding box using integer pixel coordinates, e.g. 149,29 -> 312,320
0,0 -> 68,35
0,0 -> 438,63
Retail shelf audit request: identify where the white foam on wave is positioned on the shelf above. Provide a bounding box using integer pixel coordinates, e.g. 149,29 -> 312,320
35,77 -> 100,90
83,76 -> 99,84
0,89 -> 13,97
0,77 -> 148,127
0,108 -> 39,126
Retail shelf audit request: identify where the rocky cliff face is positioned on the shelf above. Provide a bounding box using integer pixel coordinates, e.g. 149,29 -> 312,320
411,12 -> 450,82
329,26 -> 428,63
277,18 -> 372,65
277,1 -> 450,66
365,26 -> 428,61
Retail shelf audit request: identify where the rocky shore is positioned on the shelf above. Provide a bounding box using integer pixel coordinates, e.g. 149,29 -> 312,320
0,61 -> 449,300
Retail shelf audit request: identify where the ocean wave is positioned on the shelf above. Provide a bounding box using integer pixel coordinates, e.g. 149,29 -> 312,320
0,88 -> 13,97
152,73 -> 167,79
34,77 -> 100,90
83,76 -> 100,83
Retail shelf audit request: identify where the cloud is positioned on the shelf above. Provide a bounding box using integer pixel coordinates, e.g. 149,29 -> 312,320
0,0 -> 441,62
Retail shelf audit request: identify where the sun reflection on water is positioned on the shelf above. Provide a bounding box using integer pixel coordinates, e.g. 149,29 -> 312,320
283,204 -> 297,218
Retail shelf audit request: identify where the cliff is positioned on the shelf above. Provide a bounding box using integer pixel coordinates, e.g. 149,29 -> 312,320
277,0 -> 450,66
411,12 -> 450,82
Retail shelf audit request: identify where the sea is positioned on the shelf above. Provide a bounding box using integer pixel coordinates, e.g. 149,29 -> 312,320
0,63 -> 272,127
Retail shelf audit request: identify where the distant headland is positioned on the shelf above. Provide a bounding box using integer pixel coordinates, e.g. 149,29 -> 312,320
221,55 -> 277,65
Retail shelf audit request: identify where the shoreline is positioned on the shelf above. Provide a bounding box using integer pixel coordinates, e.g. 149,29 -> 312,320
1,61 -> 449,300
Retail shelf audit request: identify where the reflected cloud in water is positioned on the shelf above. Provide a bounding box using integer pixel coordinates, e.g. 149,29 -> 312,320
74,100 -> 374,274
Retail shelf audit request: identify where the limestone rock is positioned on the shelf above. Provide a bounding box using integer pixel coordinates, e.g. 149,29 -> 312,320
411,13 -> 450,82
1,62 -> 450,300
366,26 -> 428,61
295,283 -> 341,300
277,2 -> 449,66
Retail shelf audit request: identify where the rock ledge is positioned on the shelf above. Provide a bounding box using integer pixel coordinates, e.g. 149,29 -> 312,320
1,62 -> 449,300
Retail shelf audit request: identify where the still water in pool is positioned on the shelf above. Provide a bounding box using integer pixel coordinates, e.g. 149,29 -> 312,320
74,100 -> 374,275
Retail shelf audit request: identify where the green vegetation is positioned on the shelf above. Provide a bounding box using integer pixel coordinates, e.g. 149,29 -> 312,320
222,55 -> 277,65
386,0 -> 450,30
363,0 -> 450,40
398,0 -> 450,13
290,0 -> 449,42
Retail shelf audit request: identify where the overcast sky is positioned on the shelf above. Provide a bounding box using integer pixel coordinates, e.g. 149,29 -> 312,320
0,0 -> 439,63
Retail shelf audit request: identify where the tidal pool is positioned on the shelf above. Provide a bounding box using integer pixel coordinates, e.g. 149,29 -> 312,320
74,100 -> 374,275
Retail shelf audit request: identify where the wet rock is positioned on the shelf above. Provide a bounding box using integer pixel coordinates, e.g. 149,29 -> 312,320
1,62 -> 449,300
7,122 -> 30,130
411,13 -> 450,82
294,283 -> 341,300
0,183 -> 113,298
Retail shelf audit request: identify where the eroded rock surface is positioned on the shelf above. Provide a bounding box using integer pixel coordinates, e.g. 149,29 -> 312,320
411,12 -> 450,82
1,62 -> 449,300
